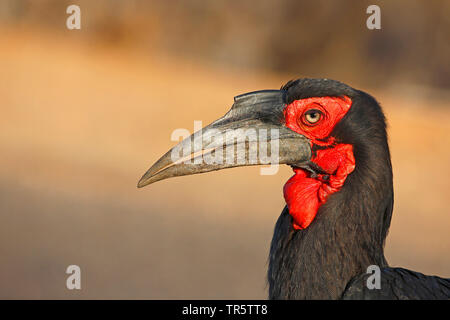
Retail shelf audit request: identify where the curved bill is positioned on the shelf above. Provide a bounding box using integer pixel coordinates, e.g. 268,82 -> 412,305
137,90 -> 311,188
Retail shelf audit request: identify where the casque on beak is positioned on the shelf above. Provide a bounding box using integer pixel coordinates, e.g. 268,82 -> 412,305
137,90 -> 312,188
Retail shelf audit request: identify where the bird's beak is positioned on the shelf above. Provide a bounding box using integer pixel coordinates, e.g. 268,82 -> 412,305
137,90 -> 311,188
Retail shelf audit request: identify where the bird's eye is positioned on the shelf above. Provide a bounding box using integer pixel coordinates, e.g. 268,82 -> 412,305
303,109 -> 323,125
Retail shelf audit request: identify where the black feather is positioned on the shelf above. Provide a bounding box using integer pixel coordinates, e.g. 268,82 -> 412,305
268,78 -> 449,300
342,268 -> 450,299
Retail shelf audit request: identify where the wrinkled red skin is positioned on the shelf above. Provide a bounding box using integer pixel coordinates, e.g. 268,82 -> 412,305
283,96 -> 355,229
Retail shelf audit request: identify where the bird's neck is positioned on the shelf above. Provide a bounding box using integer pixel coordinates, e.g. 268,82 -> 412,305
268,146 -> 393,299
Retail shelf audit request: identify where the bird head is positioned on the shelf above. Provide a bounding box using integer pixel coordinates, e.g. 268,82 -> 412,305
138,78 -> 390,230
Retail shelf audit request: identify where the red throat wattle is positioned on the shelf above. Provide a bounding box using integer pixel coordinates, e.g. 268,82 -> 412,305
283,96 -> 355,230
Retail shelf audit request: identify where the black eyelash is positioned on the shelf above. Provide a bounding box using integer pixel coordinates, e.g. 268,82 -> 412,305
305,109 -> 323,116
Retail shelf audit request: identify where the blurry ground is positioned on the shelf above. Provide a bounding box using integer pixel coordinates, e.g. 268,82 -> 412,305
0,30 -> 449,299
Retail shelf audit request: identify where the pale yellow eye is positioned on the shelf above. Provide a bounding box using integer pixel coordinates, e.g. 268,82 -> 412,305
304,109 -> 322,124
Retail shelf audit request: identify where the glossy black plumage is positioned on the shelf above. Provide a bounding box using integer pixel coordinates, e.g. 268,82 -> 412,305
343,268 -> 450,299
268,78 -> 450,300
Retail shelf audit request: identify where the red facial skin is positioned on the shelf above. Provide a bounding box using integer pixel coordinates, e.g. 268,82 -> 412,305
283,96 -> 355,230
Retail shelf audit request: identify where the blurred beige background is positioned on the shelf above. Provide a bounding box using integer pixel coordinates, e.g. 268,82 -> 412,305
0,0 -> 449,299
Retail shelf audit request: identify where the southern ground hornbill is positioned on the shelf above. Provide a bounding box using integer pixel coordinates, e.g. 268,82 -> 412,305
138,78 -> 450,299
